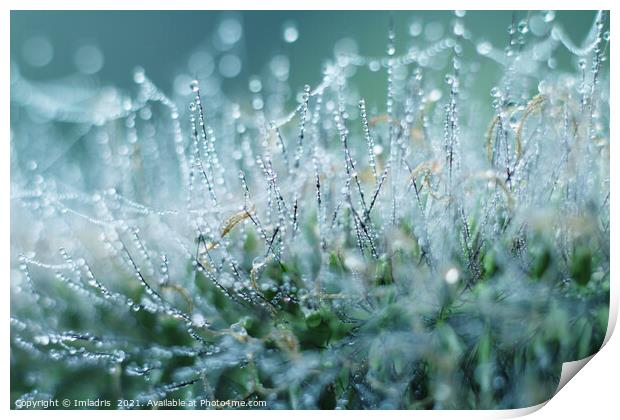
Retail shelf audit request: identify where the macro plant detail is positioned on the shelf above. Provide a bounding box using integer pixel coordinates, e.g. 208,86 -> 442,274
10,10 -> 610,409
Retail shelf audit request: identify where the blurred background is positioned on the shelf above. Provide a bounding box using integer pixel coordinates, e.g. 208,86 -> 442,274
11,10 -> 599,109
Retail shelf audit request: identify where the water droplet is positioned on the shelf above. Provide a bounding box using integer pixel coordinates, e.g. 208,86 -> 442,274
22,36 -> 54,67
543,11 -> 555,23
191,313 -> 205,327
538,81 -> 548,94
26,160 -> 38,171
230,322 -> 247,336
217,18 -> 242,46
218,54 -> 242,78
282,22 -> 299,43
445,267 -> 459,284
248,76 -> 262,93
35,335 -> 50,345
133,66 -> 145,84
428,89 -> 442,102
190,79 -> 200,92
74,44 -> 104,74
409,21 -> 423,37
578,58 -> 587,70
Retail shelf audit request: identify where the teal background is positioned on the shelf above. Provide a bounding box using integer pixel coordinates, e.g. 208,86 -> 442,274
11,10 -> 599,107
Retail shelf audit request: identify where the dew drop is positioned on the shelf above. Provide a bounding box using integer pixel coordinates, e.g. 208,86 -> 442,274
191,313 -> 205,327
368,61 -> 381,72
190,79 -> 200,92
74,44 -> 104,74
218,54 -> 242,78
133,66 -> 145,84
282,22 -> 299,43
578,58 -> 587,70
248,76 -> 262,93
543,11 -> 556,23
217,18 -> 242,46
26,160 -> 38,171
22,36 -> 54,67
538,81 -> 548,94
35,335 -> 50,346
445,267 -> 459,284
409,21 -> 423,37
